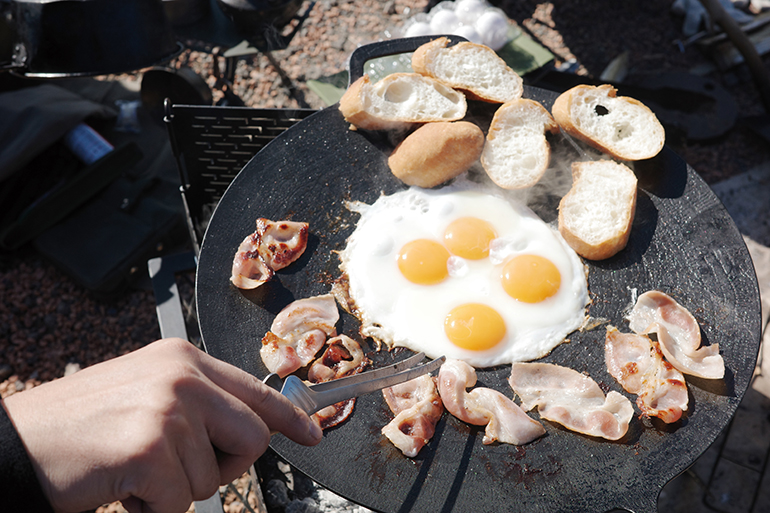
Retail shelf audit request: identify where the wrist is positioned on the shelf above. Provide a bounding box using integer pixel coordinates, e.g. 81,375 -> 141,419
0,397 -> 55,513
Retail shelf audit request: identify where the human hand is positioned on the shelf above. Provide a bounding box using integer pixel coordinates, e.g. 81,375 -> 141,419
2,337 -> 323,513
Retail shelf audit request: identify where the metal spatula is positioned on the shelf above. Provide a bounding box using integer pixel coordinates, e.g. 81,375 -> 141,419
262,352 -> 445,414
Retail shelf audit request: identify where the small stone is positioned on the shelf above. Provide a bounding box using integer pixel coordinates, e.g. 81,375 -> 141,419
44,314 -> 58,329
277,461 -> 294,487
293,471 -> 317,498
264,479 -> 290,510
330,35 -> 347,51
64,362 -> 81,376
0,364 -> 12,381
285,497 -> 321,513
383,0 -> 396,15
56,301 -> 71,316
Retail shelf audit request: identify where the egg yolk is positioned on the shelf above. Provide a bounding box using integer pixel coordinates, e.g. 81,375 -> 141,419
444,303 -> 506,351
397,239 -> 450,285
501,254 -> 561,303
443,217 -> 498,260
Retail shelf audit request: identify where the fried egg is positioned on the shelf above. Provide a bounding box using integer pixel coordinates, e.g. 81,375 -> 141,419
338,181 -> 589,368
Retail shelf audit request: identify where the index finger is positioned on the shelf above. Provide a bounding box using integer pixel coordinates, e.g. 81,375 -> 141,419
188,344 -> 323,445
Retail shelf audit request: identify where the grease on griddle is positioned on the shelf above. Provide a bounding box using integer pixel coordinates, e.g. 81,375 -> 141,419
330,275 -> 355,315
580,316 -> 610,332
479,450 -> 561,490
353,446 -> 390,492
632,440 -> 649,456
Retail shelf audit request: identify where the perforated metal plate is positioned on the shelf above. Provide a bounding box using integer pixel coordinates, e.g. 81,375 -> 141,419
166,105 -> 315,248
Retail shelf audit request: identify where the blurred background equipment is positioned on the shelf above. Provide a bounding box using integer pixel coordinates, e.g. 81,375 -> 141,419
0,0 -> 181,77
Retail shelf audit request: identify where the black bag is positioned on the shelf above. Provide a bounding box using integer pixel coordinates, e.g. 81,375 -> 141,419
0,78 -> 187,298
33,166 -> 186,298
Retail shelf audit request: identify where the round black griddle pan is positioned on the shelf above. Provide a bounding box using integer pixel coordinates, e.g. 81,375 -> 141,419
195,37 -> 762,513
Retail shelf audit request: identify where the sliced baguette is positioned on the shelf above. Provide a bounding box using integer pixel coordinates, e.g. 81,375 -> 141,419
558,160 -> 637,260
388,121 -> 485,188
552,84 -> 665,161
480,98 -> 559,189
338,73 -> 467,131
411,37 -> 523,103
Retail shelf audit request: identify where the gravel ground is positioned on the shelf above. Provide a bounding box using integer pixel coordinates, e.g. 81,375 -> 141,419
2,0 -> 770,512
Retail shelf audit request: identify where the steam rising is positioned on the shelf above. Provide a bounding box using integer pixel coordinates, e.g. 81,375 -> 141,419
457,127 -> 621,227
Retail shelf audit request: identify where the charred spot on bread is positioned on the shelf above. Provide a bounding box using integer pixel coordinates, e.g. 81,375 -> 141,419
552,84 -> 665,160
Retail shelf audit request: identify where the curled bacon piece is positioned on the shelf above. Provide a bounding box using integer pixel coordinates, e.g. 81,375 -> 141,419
260,295 -> 339,378
260,331 -> 326,380
312,401 -> 357,431
308,334 -> 368,383
438,359 -> 545,446
509,362 -> 634,441
627,290 -> 724,379
308,335 -> 371,430
230,232 -> 274,289
605,326 -> 688,423
256,218 -> 309,270
231,218 -> 308,289
271,294 -> 339,341
381,374 -> 444,457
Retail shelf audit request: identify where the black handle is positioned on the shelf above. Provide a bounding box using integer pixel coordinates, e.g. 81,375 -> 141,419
345,34 -> 469,87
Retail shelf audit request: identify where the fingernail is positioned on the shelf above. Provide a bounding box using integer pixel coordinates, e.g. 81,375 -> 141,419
309,419 -> 323,441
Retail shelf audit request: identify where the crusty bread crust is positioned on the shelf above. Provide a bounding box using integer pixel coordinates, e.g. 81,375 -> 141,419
552,84 -> 664,161
412,37 -> 522,103
338,73 -> 467,131
388,121 -> 485,188
558,160 -> 637,260
339,76 -> 380,130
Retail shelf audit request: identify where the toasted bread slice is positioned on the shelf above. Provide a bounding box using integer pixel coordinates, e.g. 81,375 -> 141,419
480,98 -> 559,189
338,73 -> 467,131
552,84 -> 665,161
388,121 -> 485,188
411,37 -> 523,103
558,160 -> 637,260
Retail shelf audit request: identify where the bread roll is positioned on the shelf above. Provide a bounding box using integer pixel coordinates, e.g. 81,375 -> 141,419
558,160 -> 637,260
552,84 -> 665,161
338,73 -> 467,131
412,37 -> 523,103
480,98 -> 559,189
388,121 -> 485,188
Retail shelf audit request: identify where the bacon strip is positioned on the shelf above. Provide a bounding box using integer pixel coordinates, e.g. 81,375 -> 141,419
231,218 -> 308,289
270,294 -> 339,342
605,326 -> 688,423
381,374 -> 444,457
307,334 -> 368,383
627,290 -> 724,379
230,232 -> 274,289
308,335 -> 371,430
509,362 -> 634,441
260,295 -> 339,378
438,359 -> 545,445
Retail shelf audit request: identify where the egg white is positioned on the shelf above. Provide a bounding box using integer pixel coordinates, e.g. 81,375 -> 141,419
338,181 -> 589,368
